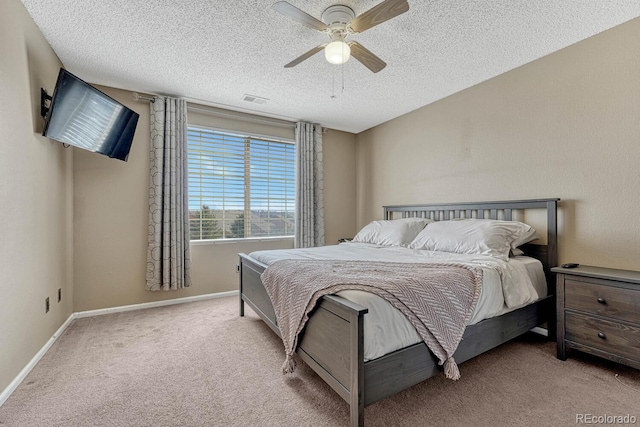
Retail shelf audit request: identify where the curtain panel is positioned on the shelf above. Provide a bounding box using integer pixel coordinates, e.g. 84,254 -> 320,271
295,122 -> 325,248
146,97 -> 192,291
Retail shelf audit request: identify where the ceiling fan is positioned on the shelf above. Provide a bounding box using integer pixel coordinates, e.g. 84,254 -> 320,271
272,0 -> 409,73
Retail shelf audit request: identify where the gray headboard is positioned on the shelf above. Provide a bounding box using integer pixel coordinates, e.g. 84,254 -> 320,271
383,199 -> 559,274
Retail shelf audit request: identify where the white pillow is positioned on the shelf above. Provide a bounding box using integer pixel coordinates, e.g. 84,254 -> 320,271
511,248 -> 525,257
352,218 -> 432,247
408,219 -> 537,261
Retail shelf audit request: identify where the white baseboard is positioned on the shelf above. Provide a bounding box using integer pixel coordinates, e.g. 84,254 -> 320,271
73,290 -> 238,318
0,314 -> 75,407
0,290 -> 238,407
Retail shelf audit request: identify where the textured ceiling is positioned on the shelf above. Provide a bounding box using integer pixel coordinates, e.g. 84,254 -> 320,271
21,0 -> 640,134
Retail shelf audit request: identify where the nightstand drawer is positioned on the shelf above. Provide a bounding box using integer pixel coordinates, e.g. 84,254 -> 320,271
565,279 -> 640,323
565,312 -> 640,362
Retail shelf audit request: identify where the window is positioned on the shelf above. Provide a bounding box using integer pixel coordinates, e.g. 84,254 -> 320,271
187,126 -> 295,240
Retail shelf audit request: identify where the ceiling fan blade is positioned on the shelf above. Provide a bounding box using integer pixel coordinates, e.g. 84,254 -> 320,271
348,0 -> 409,34
348,42 -> 387,73
272,1 -> 328,32
284,44 -> 327,68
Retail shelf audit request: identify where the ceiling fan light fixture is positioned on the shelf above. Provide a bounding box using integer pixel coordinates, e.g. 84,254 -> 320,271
273,0 -> 408,72
325,40 -> 351,65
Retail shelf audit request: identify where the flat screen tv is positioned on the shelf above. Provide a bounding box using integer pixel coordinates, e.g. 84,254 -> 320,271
42,68 -> 139,162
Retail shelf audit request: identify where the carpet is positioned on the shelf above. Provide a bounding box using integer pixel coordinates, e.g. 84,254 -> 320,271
0,296 -> 638,426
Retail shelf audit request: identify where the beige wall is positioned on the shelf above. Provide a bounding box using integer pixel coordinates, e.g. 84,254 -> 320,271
0,0 -> 73,394
323,128 -> 357,244
356,17 -> 640,271
73,90 -> 357,311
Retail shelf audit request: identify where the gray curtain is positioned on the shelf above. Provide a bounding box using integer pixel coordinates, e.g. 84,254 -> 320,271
146,97 -> 192,291
295,122 -> 325,248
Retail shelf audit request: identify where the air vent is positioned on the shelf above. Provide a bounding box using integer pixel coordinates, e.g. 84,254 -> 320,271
242,94 -> 269,105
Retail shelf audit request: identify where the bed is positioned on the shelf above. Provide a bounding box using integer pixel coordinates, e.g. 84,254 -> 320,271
238,199 -> 559,427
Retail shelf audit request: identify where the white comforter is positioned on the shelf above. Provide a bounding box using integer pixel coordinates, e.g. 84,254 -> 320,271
249,242 -> 547,361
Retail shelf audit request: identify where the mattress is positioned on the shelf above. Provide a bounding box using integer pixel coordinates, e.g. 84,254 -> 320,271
249,242 -> 547,361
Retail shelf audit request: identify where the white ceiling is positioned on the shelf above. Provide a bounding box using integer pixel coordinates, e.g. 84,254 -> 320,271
21,0 -> 640,134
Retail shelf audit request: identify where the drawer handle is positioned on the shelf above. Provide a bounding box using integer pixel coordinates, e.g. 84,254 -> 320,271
597,332 -> 607,339
597,297 -> 606,304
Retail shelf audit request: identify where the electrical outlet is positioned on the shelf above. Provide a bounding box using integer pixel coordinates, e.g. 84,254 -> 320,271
45,297 -> 50,313
58,288 -> 61,302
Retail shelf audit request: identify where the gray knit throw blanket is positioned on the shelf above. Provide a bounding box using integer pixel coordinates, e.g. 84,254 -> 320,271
261,260 -> 483,380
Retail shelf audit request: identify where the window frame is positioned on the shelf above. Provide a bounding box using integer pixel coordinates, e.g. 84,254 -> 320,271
186,125 -> 296,243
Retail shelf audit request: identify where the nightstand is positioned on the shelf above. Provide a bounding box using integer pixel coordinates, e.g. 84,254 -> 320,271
552,265 -> 640,370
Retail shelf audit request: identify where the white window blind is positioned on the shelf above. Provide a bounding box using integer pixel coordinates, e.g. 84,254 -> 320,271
187,126 -> 295,240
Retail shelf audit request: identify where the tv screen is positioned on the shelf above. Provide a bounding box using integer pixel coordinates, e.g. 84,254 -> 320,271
42,68 -> 139,162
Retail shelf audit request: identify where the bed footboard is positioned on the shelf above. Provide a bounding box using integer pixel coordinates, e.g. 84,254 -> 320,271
298,295 -> 368,427
239,254 -> 279,335
239,253 -> 369,427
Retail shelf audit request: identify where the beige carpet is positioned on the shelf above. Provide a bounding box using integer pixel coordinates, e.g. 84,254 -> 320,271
0,296 -> 638,427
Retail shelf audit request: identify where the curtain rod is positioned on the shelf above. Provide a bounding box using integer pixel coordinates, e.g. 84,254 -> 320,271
132,92 -> 155,103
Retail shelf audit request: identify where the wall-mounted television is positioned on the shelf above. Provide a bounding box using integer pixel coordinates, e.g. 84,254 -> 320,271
42,68 -> 139,162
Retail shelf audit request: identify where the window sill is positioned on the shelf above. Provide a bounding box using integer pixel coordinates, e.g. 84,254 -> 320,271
189,236 -> 294,246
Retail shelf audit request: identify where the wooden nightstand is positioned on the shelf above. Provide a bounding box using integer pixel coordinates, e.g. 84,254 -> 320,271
552,265 -> 640,370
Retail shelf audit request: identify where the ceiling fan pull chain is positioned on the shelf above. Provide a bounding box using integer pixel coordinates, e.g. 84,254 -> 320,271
341,57 -> 346,94
331,65 -> 336,99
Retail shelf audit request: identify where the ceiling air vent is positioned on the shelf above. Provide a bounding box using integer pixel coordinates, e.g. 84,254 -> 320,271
242,94 -> 269,105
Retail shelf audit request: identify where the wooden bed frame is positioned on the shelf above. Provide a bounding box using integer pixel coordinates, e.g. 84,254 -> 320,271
238,198 -> 559,427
